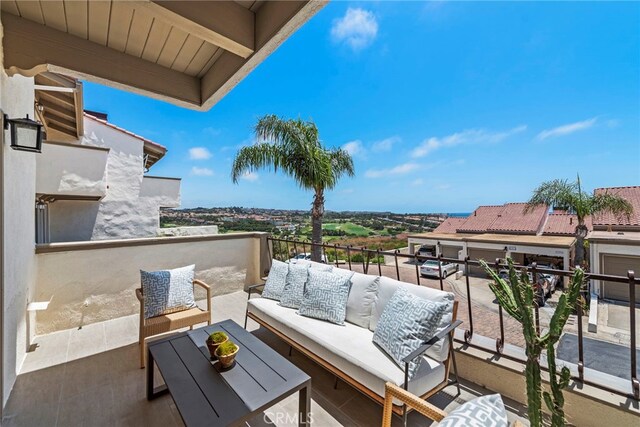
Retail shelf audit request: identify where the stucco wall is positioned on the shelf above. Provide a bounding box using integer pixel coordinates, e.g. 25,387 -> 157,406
47,118 -> 181,242
0,71 -> 36,406
34,233 -> 265,334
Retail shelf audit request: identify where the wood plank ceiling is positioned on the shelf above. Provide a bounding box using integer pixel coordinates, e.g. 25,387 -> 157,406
1,1 -> 325,110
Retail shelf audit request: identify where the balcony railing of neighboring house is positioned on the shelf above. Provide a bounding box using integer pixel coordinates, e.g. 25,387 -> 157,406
267,236 -> 640,402
36,141 -> 110,201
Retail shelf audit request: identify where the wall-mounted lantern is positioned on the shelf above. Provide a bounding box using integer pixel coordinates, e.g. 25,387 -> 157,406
3,114 -> 44,153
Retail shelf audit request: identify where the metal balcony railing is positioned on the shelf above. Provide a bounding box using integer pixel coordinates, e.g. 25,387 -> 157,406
266,236 -> 640,401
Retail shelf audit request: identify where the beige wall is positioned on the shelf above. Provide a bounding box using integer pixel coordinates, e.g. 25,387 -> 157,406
34,233 -> 266,334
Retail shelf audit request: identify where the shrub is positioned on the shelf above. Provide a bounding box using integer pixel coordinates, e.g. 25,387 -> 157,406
207,331 -> 227,344
216,341 -> 238,357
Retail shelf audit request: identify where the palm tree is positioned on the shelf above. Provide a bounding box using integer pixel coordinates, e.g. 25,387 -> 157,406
525,176 -> 632,268
231,115 -> 355,261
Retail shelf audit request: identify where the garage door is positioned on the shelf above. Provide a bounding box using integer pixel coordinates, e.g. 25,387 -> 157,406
601,254 -> 640,303
441,245 -> 462,259
468,248 -> 505,276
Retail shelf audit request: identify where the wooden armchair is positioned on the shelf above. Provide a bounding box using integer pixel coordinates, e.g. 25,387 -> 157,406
136,279 -> 211,368
382,382 -> 525,427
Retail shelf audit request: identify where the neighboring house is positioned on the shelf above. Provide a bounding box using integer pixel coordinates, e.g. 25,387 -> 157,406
35,110 -> 181,243
589,186 -> 640,303
409,202 -> 580,277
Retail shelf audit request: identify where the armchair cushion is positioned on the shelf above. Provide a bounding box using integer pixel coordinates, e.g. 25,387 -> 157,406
372,288 -> 447,379
280,262 -> 311,309
262,259 -> 289,301
298,269 -> 352,325
141,265 -> 196,319
438,394 -> 508,427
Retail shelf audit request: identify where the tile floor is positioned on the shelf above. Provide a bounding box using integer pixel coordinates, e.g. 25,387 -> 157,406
3,291 -> 528,426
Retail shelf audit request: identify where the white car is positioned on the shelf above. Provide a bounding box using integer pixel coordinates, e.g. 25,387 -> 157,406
420,260 -> 459,278
289,253 -> 328,263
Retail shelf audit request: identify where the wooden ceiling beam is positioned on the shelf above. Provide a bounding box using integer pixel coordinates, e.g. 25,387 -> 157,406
43,112 -> 76,131
35,98 -> 76,121
132,1 -> 255,59
2,12 -> 201,109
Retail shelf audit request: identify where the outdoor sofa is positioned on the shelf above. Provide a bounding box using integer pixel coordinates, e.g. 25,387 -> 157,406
245,260 -> 461,418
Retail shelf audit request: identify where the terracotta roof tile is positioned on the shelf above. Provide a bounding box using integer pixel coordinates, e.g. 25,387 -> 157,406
487,203 -> 548,235
543,213 -> 592,236
456,205 -> 505,233
433,217 -> 467,233
592,186 -> 640,228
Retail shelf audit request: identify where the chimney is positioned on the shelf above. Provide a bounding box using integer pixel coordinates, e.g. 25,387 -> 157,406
569,217 -> 572,225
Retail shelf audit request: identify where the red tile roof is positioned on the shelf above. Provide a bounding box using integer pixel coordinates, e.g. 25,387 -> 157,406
487,203 -> 548,235
433,217 -> 467,233
592,186 -> 640,228
456,205 -> 505,233
543,213 -> 592,236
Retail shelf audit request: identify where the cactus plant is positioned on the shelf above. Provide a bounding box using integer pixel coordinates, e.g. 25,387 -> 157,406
481,258 -> 584,427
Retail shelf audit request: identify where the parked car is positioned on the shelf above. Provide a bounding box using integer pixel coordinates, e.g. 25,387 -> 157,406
416,245 -> 434,259
289,253 -> 328,263
535,263 -> 560,293
420,260 -> 459,278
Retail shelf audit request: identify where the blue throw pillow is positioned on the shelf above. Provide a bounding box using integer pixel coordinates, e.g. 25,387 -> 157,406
372,287 -> 447,379
298,269 -> 352,325
438,394 -> 508,427
262,259 -> 289,301
279,262 -> 310,309
141,265 -> 196,319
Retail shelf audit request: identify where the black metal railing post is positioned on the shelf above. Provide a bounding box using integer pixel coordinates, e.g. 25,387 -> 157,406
394,250 -> 401,280
346,246 -> 352,270
629,270 -> 639,399
464,257 -> 474,344
495,259 -> 505,354
333,243 -> 339,268
414,253 -> 421,286
438,253 -> 444,291
376,248 -> 383,276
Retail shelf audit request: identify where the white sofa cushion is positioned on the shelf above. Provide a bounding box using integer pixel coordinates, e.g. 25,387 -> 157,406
290,259 -> 333,272
248,297 -> 445,404
372,288 -> 448,379
344,271 -> 380,329
371,277 -> 455,362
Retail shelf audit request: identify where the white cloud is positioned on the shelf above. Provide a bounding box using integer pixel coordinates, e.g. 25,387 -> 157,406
342,140 -> 365,156
365,162 -> 419,178
537,118 -> 597,140
411,125 -> 527,158
372,136 -> 401,152
191,167 -> 213,176
189,147 -> 212,160
241,171 -> 259,182
331,8 -> 378,51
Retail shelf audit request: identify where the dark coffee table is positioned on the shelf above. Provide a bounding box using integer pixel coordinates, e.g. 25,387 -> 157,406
147,319 -> 311,426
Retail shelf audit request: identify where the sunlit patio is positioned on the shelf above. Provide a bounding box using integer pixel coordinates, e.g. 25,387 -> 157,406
4,290 -> 530,426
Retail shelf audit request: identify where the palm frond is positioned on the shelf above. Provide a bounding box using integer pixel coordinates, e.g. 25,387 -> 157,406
524,179 -> 576,214
589,191 -> 633,221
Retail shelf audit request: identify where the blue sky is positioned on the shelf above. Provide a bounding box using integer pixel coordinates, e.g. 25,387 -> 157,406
83,1 -> 640,213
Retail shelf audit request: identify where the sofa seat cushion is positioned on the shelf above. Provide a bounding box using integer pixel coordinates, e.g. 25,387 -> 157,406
248,298 -> 445,403
343,271 -> 380,329
372,277 -> 455,362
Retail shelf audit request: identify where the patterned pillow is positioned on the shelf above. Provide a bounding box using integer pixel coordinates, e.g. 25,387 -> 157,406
298,269 -> 352,325
438,394 -> 508,427
141,265 -> 196,319
279,262 -> 310,308
262,259 -> 289,301
372,288 -> 447,379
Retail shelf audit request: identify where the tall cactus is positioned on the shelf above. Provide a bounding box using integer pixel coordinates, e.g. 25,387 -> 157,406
481,259 -> 584,427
